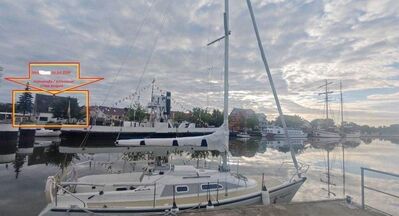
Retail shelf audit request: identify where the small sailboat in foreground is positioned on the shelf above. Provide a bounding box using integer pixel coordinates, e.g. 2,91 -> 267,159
39,1 -> 306,215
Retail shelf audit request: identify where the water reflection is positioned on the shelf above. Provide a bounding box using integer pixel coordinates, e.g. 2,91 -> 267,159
0,135 -> 398,215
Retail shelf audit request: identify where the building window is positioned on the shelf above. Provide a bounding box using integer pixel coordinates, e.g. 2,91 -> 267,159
176,185 -> 189,193
39,117 -> 48,121
201,183 -> 223,191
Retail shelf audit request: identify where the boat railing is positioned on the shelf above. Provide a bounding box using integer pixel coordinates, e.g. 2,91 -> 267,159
279,160 -> 309,182
54,180 -> 159,208
49,178 -> 87,208
361,167 -> 399,215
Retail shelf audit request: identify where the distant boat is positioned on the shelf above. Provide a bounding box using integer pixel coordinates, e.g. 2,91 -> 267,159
35,128 -> 61,137
237,131 -> 251,138
312,80 -> 340,139
343,131 -> 361,138
262,126 -> 307,138
311,130 -> 341,138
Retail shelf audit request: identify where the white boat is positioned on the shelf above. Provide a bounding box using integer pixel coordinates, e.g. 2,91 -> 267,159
35,129 -> 61,137
41,128 -> 306,215
311,130 -> 341,138
344,131 -> 361,138
237,132 -> 251,138
262,126 -> 307,138
39,1 -> 307,215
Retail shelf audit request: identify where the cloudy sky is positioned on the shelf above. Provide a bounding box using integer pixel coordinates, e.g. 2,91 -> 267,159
0,0 -> 398,126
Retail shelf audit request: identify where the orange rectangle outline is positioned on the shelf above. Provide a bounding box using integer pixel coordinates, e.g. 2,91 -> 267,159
12,90 -> 90,128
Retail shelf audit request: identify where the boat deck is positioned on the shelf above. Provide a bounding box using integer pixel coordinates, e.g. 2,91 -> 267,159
179,199 -> 385,216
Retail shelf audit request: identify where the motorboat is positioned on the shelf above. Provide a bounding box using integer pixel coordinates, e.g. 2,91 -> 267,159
262,126 -> 307,138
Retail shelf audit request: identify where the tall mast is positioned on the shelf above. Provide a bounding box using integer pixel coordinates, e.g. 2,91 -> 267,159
340,81 -> 346,195
246,0 -> 300,176
326,80 -> 329,119
223,0 -> 229,128
340,81 -> 343,128
318,80 -> 333,120
207,0 -> 229,171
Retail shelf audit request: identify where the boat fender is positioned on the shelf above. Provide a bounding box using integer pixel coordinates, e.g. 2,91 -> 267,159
171,202 -> 179,213
44,176 -> 56,203
206,200 -> 214,209
261,187 -> 270,205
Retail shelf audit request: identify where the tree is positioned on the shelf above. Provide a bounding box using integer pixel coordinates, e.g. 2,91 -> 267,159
246,116 -> 259,130
275,115 -> 309,128
17,83 -> 33,116
127,104 -> 148,124
52,97 -> 82,120
190,107 -> 211,127
172,111 -> 189,123
209,109 -> 223,127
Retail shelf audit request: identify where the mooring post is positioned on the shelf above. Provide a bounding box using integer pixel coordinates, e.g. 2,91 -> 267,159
153,182 -> 156,208
361,167 -> 365,209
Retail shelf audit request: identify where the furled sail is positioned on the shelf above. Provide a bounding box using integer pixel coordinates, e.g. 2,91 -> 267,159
115,124 -> 229,152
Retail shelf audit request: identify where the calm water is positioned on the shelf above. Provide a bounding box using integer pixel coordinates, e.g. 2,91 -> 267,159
0,136 -> 398,216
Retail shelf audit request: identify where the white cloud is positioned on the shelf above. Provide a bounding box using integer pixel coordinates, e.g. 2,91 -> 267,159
0,0 -> 398,126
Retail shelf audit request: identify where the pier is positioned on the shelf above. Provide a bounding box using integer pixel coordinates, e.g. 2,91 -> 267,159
179,199 -> 384,216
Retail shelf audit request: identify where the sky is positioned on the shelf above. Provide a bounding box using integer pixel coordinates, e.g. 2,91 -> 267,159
0,0 -> 398,126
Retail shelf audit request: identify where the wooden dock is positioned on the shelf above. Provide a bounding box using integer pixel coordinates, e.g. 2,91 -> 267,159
179,199 -> 385,216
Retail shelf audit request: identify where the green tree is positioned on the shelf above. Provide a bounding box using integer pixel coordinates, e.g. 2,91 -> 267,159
246,116 -> 259,130
209,109 -> 223,127
275,115 -> 309,128
127,104 -> 148,124
17,83 -> 33,116
52,97 -> 82,120
190,107 -> 211,127
172,111 -> 189,123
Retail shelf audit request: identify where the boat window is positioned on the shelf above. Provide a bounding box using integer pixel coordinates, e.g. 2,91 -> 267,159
201,183 -> 223,191
175,185 -> 189,193
116,187 -> 127,191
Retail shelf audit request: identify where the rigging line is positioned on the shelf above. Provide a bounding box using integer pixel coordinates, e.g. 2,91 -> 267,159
100,0 -> 158,107
128,1 -> 172,109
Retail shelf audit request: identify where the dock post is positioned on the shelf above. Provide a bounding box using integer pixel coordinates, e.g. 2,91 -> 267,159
153,182 -> 156,208
361,167 -> 365,209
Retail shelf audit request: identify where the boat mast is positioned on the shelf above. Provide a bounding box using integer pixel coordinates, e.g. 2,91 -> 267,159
246,0 -> 300,176
340,81 -> 346,196
221,0 -> 230,171
318,80 -> 333,120
223,0 -> 229,129
340,81 -> 344,129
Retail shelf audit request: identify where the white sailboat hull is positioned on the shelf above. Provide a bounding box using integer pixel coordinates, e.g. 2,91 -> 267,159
39,177 -> 306,216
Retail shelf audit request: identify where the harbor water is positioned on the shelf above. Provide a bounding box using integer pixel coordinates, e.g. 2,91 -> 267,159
0,136 -> 398,215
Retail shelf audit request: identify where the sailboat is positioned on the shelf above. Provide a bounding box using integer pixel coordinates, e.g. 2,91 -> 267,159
311,80 -> 340,138
39,1 -> 306,215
